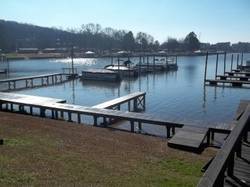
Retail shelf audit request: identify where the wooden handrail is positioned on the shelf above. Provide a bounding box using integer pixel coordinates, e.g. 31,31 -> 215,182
197,104 -> 250,187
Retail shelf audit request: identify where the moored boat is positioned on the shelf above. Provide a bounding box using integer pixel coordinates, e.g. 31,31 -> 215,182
81,69 -> 121,81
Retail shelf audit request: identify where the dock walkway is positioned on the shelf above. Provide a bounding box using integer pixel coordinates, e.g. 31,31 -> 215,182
205,79 -> 250,87
0,91 -> 183,137
0,73 -> 72,91
92,92 -> 145,111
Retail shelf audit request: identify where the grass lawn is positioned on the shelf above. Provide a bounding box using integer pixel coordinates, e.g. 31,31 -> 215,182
0,111 -> 216,186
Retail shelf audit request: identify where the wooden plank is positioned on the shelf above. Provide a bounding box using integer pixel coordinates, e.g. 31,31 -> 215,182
0,92 -> 66,105
225,71 -> 250,76
92,92 -> 145,109
216,75 -> 250,80
198,105 -> 250,187
206,79 -> 250,85
168,126 -> 209,152
234,100 -> 250,120
0,73 -> 63,83
224,134 -> 250,186
0,93 -> 183,128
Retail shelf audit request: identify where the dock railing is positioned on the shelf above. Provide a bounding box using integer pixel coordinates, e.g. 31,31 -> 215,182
197,104 -> 250,187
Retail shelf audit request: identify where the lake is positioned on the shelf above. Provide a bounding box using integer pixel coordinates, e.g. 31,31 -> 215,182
1,53 -> 249,136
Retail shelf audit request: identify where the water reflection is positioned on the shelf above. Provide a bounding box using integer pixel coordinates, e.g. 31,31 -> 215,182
2,53 -> 250,126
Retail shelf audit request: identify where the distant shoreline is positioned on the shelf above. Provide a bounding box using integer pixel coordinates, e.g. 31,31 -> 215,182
3,51 -> 229,61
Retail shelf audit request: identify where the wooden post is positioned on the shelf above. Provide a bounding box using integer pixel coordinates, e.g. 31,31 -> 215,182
128,101 -> 131,112
60,111 -> 64,118
230,54 -> 234,72
30,106 -> 33,115
71,45 -> 75,75
93,116 -> 98,126
227,153 -> 235,177
204,52 -> 208,83
207,131 -> 210,145
143,95 -> 146,111
133,98 -> 137,112
139,56 -> 141,75
77,113 -> 81,124
147,56 -> 149,71
25,80 -> 28,88
118,57 -> 120,72
236,54 -> 239,68
236,140 -> 242,158
52,75 -> 55,84
51,110 -> 55,119
55,110 -> 58,119
103,117 -> 107,127
138,122 -> 142,132
153,56 -> 156,71
166,126 -> 171,138
68,112 -> 72,122
130,121 -> 134,132
172,127 -> 175,135
241,52 -> 243,66
223,52 -> 226,75
40,108 -> 45,117
215,53 -> 219,78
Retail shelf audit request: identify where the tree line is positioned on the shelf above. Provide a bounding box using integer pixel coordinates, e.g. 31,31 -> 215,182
0,20 -> 202,53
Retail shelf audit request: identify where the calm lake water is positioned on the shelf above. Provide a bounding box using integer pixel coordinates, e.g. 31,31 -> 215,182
1,54 -> 250,136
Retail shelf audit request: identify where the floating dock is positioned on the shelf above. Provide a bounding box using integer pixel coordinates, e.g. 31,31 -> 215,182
81,69 -> 120,82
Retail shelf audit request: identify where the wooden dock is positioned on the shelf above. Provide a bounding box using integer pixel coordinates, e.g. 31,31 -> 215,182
0,91 -> 239,148
198,103 -> 250,186
225,71 -> 250,77
203,52 -> 250,88
205,79 -> 250,87
216,75 -> 250,81
92,92 -> 145,111
168,126 -> 209,152
0,73 -> 73,91
0,92 -> 66,113
0,91 -> 184,138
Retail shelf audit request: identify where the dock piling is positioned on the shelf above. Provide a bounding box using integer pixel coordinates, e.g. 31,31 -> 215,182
204,52 -> 208,83
215,53 -> 219,78
223,52 -> 227,75
230,54 -> 234,72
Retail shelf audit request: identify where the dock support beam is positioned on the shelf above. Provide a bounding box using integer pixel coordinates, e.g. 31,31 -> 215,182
230,54 -> 234,72
215,53 -> 219,78
204,52 -> 208,83
130,121 -> 134,132
223,52 -> 226,75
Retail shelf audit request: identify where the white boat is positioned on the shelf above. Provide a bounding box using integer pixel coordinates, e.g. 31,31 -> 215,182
105,60 -> 138,77
81,69 -> 120,81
